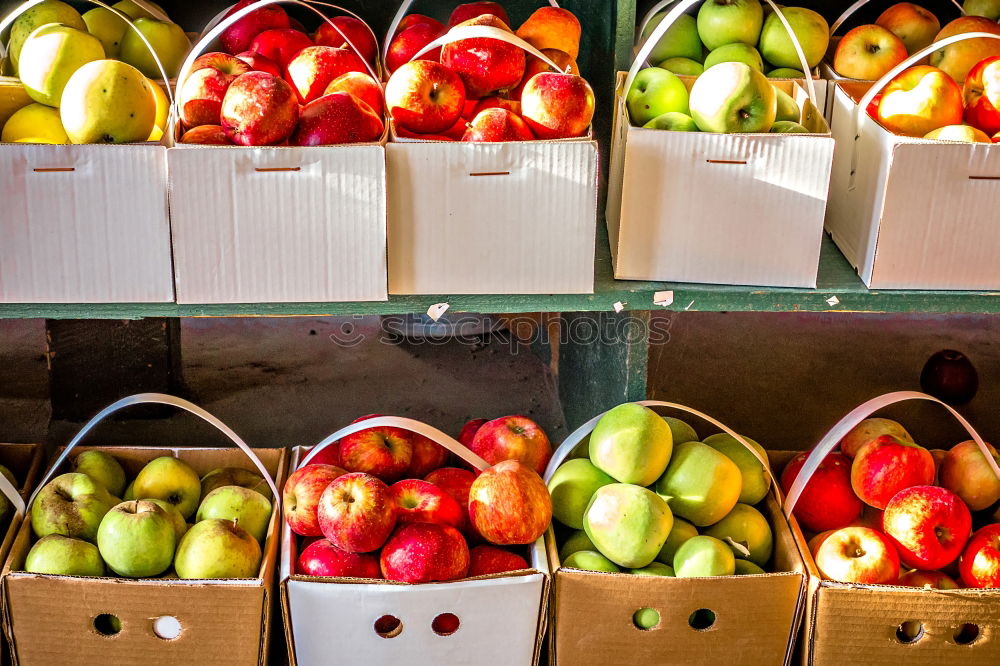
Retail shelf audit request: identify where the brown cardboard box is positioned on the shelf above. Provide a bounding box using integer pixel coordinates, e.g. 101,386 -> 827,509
0,444 -> 44,570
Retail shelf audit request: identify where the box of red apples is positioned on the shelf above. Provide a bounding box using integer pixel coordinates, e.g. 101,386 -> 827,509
279,414 -> 553,666
167,0 -> 388,304
381,1 -> 598,295
779,391 -> 1000,665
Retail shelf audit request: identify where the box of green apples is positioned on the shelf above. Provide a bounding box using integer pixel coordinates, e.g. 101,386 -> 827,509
543,401 -> 806,666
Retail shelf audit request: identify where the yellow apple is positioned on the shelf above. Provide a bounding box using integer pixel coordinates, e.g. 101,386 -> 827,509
82,7 -> 130,59
18,23 -> 105,107
8,0 -> 85,74
147,79 -> 169,141
2,103 -> 69,143
60,60 -> 156,144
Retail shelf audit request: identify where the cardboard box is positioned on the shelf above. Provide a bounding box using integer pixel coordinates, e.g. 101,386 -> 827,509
0,444 -> 44,578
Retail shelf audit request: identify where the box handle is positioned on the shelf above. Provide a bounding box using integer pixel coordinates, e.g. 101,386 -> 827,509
829,0 -> 964,38
255,166 -> 302,172
469,170 -> 511,176
706,159 -> 748,165
32,167 -> 76,173
783,390 -> 1000,518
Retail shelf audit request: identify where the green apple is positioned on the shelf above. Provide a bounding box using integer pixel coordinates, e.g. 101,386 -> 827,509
18,24 -> 105,107
60,59 -> 157,144
196,486 -> 272,543
657,57 -> 704,76
626,67 -> 690,128
656,516 -> 698,565
113,0 -> 167,20
8,0 -> 85,74
31,472 -> 117,542
174,519 -> 262,579
697,0 -> 764,50
654,441 -> 741,526
146,499 -> 188,542
702,503 -> 773,566
965,0 -> 1000,19
548,459 -> 615,529
589,403 -> 673,486
72,450 -> 126,498
24,534 -> 105,576
559,529 -> 597,561
131,456 -> 201,519
97,500 -> 176,577
644,111 -> 699,131
773,87 -> 800,123
633,608 -> 661,629
123,480 -> 135,501
758,7 -> 829,70
563,550 -> 620,573
0,465 -> 19,525
568,435 -> 590,460
704,44 -> 764,72
642,12 -> 703,63
630,562 -> 674,576
673,535 -> 736,577
703,433 -> 770,505
689,62 -> 777,133
734,559 -> 766,575
200,467 -> 271,502
770,120 -> 809,133
663,417 -> 698,444
584,484 -> 673,568
768,67 -> 805,78
118,18 -> 190,79
82,7 -> 130,59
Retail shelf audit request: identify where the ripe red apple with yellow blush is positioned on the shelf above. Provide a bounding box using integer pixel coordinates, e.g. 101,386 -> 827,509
285,45 -> 367,104
221,71 -> 299,146
781,451 -> 862,532
521,72 -> 595,139
283,463 -> 347,536
338,422 -> 413,483
314,16 -> 377,64
390,479 -> 464,528
814,526 -> 900,584
179,52 -> 250,128
839,418 -> 914,459
235,50 -> 282,77
441,15 -> 526,99
930,16 -> 1000,83
882,485 -> 971,570
324,71 -> 384,117
875,2 -> 941,54
876,65 -> 964,137
386,22 -> 446,74
939,440 -> 1000,511
960,523 -> 1000,588
317,472 -> 396,553
833,25 -> 908,80
469,416 -> 552,475
248,28 -> 313,70
221,0 -> 291,55
516,7 -> 582,59
380,523 -> 470,582
386,60 -> 466,134
511,48 -> 578,100
964,55 -> 1000,135
406,434 -> 449,478
292,92 -> 385,146
469,460 -> 552,545
462,108 -> 534,142
396,14 -> 443,36
851,434 -> 935,509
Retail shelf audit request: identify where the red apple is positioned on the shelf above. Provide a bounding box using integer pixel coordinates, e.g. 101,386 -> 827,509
390,479 -> 464,528
385,60 -> 466,134
297,538 -> 381,578
249,28 -> 314,70
285,45 -> 367,104
510,48 -> 578,100
385,22 -> 446,75
877,65 -> 964,137
875,2 -> 941,55
441,15 -> 526,99
467,544 -> 528,576
781,451 -> 863,533
930,16 -> 1000,84
833,24 -> 909,80
380,523 -> 470,582
964,56 -> 1000,136
449,2 -> 510,27
883,485 -> 972,570
898,569 -> 960,589
471,95 -> 521,116
339,423 -> 413,483
424,467 -> 477,507
851,435 -> 935,509
305,443 -> 341,468
459,419 -> 488,448
515,7 -> 582,60
291,92 -> 385,146
839,418 -> 914,459
394,128 -> 456,141
520,72 -> 595,139
814,526 -> 900,584
317,472 -> 397,553
235,51 -> 282,77
180,125 -> 231,145
283,463 -> 347,536
179,53 -> 250,128
940,440 -> 1000,511
407,434 -> 449,478
396,14 -> 443,36
469,416 -> 552,476
324,71 -> 384,117
469,460 -> 551,545
314,16 -> 377,64
462,108 -> 534,142
221,0 -> 291,55
959,523 -> 1000,588
221,72 -> 299,146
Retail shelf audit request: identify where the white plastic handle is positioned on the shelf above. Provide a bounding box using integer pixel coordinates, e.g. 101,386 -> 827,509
409,23 -> 564,72
637,0 -> 679,43
830,0 -> 964,36
783,391 -> 1000,518
27,393 -> 280,509
0,460 -> 25,522
299,416 -> 489,472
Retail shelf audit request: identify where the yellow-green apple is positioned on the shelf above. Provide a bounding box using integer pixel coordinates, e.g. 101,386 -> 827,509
840,418 -> 914,459
180,124 -> 230,144
697,0 -> 764,50
469,416 -> 552,475
768,67 -> 805,77
781,451 -> 862,532
689,62 -> 777,133
112,0 -> 165,20
1,103 -> 69,143
924,124 -> 993,141
759,7 -> 830,70
877,65 -> 964,136
175,518 -> 261,579
774,87 -> 800,122
179,52 -> 251,128
656,516 -> 698,565
703,503 -> 773,566
959,523 -> 1000,587
31,472 -> 117,542
940,440 -> 1000,510
515,6 -> 582,59
469,460 -> 551,545
655,441 -> 742,526
659,57 -> 704,76
519,71 -> 595,138
898,569 -> 960,588
221,0 -> 290,55
548,458 -> 615,529
631,562 -> 674,576
201,466 -> 270,502
449,2 -> 509,27
468,544 -> 529,576
123,481 -> 135,500
930,17 -> 1000,83
814,526 -> 900,583
132,456 -> 202,519
339,423 -> 413,482
72,450 -> 126,497
292,91 -> 385,146
560,529 -> 597,561
61,59 -> 156,143
286,46 -> 367,104
965,0 -> 1000,20
318,472 -> 396,552
851,435 -> 935,509
390,479 -> 464,528
583,483 -> 672,568
673,535 -> 736,577
883,485 -> 971,569
385,22 -> 446,74
82,7 -> 128,59
642,13 -> 703,63
380,522 -> 469,582
589,403 -> 672,486
964,56 -> 1000,135
19,23 -> 105,107
734,559 -> 765,575
442,15 -> 526,99
197,486 -> 272,543
145,499 -> 187,542
248,28 -> 313,70
462,108 -> 534,141
704,44 -> 764,72
875,3 -> 941,55
119,18 -> 190,79
644,111 -> 699,130
324,71 -> 383,118
626,67 -> 690,127
8,0 -> 85,74
314,16 -> 377,64
833,25 -> 909,80
510,48 -> 578,100
97,500 -> 176,577
221,71 -> 300,146
283,463 -> 346,536
563,549 -> 620,572
386,60 -> 466,134
704,432 -> 769,505
147,78 -> 168,140
24,534 -> 105,576
235,50 -> 282,77
297,538 -> 381,577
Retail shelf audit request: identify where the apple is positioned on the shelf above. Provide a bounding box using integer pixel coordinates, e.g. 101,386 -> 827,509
583,483 -> 672,569
314,16 -> 377,64
31,472 -> 117,542
119,18 -> 190,79
180,125 -> 230,144
631,562 -> 674,576
515,7 -> 582,59
292,92 -> 385,146
462,108 -> 534,141
283,463 -> 346,537
396,14 -> 443,35
673,535 -> 736,577
221,0 -> 290,55
703,503 -> 773,566
734,560 -> 765,575
442,15 -> 526,99
659,57 -> 705,76
921,349 -> 979,405
249,28 -> 313,70
449,2 -> 509,27
469,460 -> 551,545
60,59 -> 157,144
644,111 -> 699,131
131,456 -> 202,520
297,538 -> 381,578
656,517 -> 698,565
385,60 -> 466,134
235,51 -> 282,77
386,22 -> 446,75
144,499 -> 187,542
655,441 -> 741,527
924,124 -> 993,141
965,0 -> 1000,20
759,7 -> 829,70
286,46 -> 367,104
840,418 -> 914,459
964,56 -> 1000,136
876,3 -> 941,55
380,523 -> 470,582
8,0 -> 87,74
781,451 -> 862,532
833,25 -> 909,80
404,433 -> 449,478
774,87 -> 800,122
424,467 -> 476,512
97,500 -> 176,577
930,17 -> 1000,84
509,48 -> 578,101
468,544 -> 529,576
201,466 -> 271,502
814,526 -> 900,584
877,65 -> 964,137
689,62 -> 777,133
469,416 -> 552,476
940,441 -> 1000,512
111,0 -> 165,21
338,423 -> 413,483
520,72 -> 595,139
898,569 -> 960,589
703,432 -> 769,505
458,419 -> 487,447
767,67 -> 805,78
317,472 -> 396,553
642,13 -> 703,64
851,435 -> 935,509
197,486 -> 272,543
175,518 -> 262,579
18,24 -> 105,107
72,450 -> 126,498
626,67 -> 690,127
179,53 -> 250,128
1,103 -> 69,144
390,479 -> 464,528
322,71 -> 384,118
471,95 -> 521,116
883,485 -> 971,570
221,71 -> 299,146
808,530 -> 835,558
959,523 -> 1000,588
24,534 -> 104,577
560,529 -> 597,561
589,403 -> 672,487
697,0 -> 764,50
563,550 -> 620,572
704,44 -> 764,72
548,458 -> 615,529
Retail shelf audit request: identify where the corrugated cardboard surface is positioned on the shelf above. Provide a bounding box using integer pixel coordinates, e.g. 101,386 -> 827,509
0,144 -> 174,303
0,444 -> 43,576
386,139 -> 598,295
169,145 -> 388,303
608,72 -> 834,288
2,446 -> 287,666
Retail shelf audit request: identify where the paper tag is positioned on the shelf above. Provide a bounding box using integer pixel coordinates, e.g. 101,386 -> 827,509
427,303 -> 450,321
613,301 -> 625,313
826,296 -> 840,306
653,291 -> 674,307
725,537 -> 752,559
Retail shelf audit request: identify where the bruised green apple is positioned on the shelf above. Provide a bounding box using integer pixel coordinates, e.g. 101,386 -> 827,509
734,559 -> 766,575
644,111 -> 699,131
773,86 -> 800,122
655,441 -> 741,526
73,450 -> 126,497
175,519 -> 262,579
630,561 -> 674,576
703,433 -> 769,505
758,7 -> 829,70
658,57 -> 704,76
25,534 -> 105,576
132,456 -> 201,519
8,0 -> 86,74
118,17 -> 190,79
689,62 -> 776,133
656,516 -> 699,565
663,417 -> 699,444
703,503 -> 773,566
642,12 -> 703,63
697,0 -> 764,50
626,67 -> 690,127
196,486 -> 272,543
770,120 -> 809,133
18,23 -> 105,107
548,459 -> 615,529
673,535 -> 735,577
560,529 -> 597,561
589,403 -> 673,486
145,499 -> 188,542
584,484 -> 673,568
704,43 -> 764,72
31,473 -> 117,542
563,550 -> 620,573
97,500 -> 176,577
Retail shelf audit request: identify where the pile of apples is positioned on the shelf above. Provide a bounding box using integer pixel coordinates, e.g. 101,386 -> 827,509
0,0 -> 186,145
548,404 -> 776,592
177,0 -> 384,146
283,414 -> 553,583
782,417 -> 1000,589
24,450 -> 272,580
383,2 -> 595,142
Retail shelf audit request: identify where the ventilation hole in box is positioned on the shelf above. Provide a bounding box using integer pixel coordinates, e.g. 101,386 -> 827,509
688,609 -> 716,631
432,613 -> 460,636
93,614 -> 121,636
896,621 -> 924,644
374,615 -> 402,638
954,623 -> 981,645
152,616 -> 182,640
633,608 -> 660,631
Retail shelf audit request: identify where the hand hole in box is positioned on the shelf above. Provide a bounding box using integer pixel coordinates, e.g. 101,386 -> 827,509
896,621 -> 924,644
152,616 -> 182,640
954,623 -> 981,645
633,608 -> 660,631
374,615 -> 403,639
93,614 -> 121,637
432,613 -> 460,636
688,609 -> 716,631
